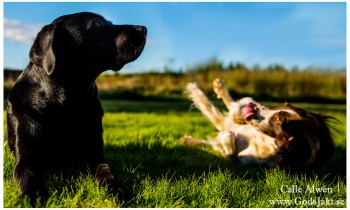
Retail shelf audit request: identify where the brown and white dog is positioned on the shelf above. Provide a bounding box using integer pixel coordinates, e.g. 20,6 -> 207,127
181,79 -> 336,170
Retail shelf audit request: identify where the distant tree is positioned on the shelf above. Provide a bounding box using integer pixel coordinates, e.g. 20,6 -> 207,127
226,62 -> 237,71
229,62 -> 249,71
186,57 -> 224,73
291,65 -> 299,72
267,64 -> 287,72
224,62 -> 250,73
252,64 -> 261,71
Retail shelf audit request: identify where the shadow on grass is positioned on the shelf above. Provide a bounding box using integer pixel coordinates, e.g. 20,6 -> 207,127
102,141 -> 346,206
5,139 -> 346,207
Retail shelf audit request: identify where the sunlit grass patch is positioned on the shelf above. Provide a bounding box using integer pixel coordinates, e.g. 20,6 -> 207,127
3,100 -> 346,207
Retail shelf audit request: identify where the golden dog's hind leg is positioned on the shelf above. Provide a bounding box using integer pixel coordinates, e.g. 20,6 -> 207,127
180,132 -> 236,160
180,136 -> 211,147
211,131 -> 236,159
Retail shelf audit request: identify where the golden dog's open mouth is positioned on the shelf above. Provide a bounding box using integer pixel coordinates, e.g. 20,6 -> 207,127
241,103 -> 258,121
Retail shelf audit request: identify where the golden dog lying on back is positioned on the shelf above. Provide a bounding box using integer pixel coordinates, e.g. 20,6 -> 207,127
181,79 -> 335,170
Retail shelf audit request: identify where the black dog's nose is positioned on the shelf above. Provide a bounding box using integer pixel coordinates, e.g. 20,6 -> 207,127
135,26 -> 147,35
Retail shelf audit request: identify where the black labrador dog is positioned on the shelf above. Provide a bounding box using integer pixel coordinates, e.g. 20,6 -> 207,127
6,12 -> 147,202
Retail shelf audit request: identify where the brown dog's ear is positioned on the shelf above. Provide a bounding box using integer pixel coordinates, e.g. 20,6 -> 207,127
282,120 -> 307,136
29,24 -> 56,75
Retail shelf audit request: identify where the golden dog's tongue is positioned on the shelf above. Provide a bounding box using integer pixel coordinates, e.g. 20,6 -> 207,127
241,104 -> 258,121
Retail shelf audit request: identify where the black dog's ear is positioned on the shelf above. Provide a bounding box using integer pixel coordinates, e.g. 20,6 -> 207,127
29,24 -> 56,75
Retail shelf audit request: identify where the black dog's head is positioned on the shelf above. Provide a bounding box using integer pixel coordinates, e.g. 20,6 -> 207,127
29,12 -> 147,79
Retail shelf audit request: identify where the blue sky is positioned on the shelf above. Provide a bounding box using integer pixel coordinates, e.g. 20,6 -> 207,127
3,2 -> 346,73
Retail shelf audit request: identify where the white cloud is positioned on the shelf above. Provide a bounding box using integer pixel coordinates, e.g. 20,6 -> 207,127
4,18 -> 42,43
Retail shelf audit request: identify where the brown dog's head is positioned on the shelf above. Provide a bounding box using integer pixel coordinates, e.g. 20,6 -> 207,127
242,103 -> 336,170
29,12 -> 147,80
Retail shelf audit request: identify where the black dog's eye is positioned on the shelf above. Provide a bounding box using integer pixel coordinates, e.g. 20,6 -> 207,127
94,20 -> 104,27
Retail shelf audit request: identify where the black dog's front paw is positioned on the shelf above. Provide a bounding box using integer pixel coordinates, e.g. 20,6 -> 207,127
95,164 -> 126,201
20,187 -> 47,206
15,167 -> 47,206
110,187 -> 126,202
95,163 -> 115,186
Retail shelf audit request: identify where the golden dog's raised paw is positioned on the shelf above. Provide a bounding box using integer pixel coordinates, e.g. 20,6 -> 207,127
213,78 -> 226,99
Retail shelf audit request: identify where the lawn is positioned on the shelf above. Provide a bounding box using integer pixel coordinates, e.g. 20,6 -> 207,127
3,100 -> 346,207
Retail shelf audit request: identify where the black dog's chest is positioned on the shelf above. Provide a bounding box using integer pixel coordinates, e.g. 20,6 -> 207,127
36,101 -> 104,164
45,101 -> 103,137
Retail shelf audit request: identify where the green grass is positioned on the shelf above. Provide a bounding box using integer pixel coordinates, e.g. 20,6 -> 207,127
3,100 -> 346,207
